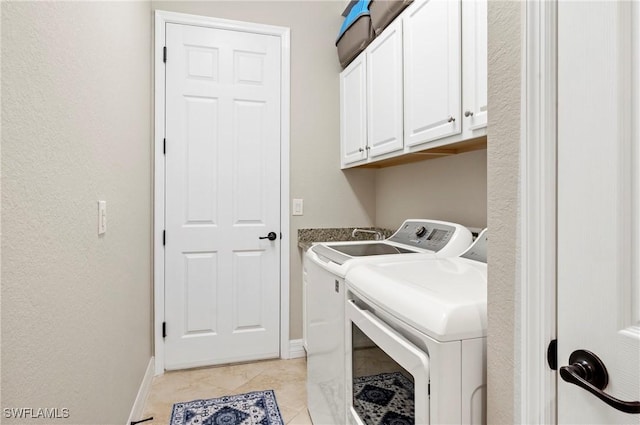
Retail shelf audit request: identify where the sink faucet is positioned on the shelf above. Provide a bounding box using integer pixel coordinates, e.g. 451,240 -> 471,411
351,228 -> 384,241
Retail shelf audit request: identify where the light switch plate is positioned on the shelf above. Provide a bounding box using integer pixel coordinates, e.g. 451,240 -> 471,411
292,198 -> 303,216
98,200 -> 107,235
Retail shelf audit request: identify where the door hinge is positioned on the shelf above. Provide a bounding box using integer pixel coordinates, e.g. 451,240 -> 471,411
163,230 -> 166,246
163,138 -> 166,155
163,46 -> 167,63
162,322 -> 167,338
547,339 -> 557,370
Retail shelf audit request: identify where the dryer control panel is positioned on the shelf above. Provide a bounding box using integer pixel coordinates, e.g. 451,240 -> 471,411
388,219 -> 472,255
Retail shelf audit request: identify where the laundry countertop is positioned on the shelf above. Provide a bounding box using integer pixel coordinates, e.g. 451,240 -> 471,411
297,227 -> 393,251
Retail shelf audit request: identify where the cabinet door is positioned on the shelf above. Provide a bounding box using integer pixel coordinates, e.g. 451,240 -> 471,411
367,19 -> 404,158
403,0 -> 461,147
462,0 -> 488,131
340,54 -> 367,167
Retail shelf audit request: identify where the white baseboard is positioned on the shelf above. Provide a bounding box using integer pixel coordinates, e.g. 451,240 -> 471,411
288,339 -> 306,359
126,357 -> 155,425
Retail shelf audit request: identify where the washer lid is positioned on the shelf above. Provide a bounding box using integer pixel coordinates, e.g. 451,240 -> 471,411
346,258 -> 487,341
312,242 -> 422,265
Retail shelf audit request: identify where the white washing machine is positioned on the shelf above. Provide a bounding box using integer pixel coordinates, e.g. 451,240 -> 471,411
304,220 -> 473,425
344,230 -> 488,425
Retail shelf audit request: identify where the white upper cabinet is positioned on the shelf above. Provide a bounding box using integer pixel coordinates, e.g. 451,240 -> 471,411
338,0 -> 487,168
367,19 -> 404,158
462,0 -> 488,132
340,53 -> 368,167
403,0 -> 461,147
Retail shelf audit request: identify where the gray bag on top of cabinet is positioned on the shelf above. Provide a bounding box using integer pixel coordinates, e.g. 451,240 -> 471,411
369,0 -> 413,35
336,0 -> 375,68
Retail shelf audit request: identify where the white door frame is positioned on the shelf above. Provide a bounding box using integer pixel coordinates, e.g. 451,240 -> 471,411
153,10 -> 291,375
519,0 -> 557,423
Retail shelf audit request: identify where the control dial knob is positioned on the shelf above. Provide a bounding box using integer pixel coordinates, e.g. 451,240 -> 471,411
415,226 -> 428,237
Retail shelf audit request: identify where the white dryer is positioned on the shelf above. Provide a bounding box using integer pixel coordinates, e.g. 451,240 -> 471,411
344,230 -> 488,425
304,220 -> 473,425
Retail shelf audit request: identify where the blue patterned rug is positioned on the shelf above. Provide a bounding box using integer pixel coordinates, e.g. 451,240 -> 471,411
169,390 -> 284,425
353,372 -> 415,425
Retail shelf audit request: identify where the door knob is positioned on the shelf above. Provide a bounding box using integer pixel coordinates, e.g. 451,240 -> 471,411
259,232 -> 278,241
559,349 -> 640,414
464,110 -> 474,117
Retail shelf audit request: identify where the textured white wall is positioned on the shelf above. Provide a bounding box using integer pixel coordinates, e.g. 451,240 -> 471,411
374,149 -> 488,231
1,2 -> 152,424
151,1 -> 377,340
487,1 -> 521,423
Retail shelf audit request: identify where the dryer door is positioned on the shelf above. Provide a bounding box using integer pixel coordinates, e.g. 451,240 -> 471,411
346,298 -> 430,425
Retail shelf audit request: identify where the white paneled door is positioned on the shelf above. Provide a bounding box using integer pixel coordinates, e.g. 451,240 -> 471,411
367,18 -> 403,158
340,54 -> 367,167
403,0 -> 461,147
461,0 -> 487,131
557,1 -> 640,422
164,23 -> 281,370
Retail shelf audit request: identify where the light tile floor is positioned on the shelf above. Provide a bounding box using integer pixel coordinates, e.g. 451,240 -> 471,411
142,358 -> 312,425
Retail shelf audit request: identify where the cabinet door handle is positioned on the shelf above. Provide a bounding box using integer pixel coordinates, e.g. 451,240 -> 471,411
448,116 -> 456,123
358,147 -> 364,152
464,110 -> 474,117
